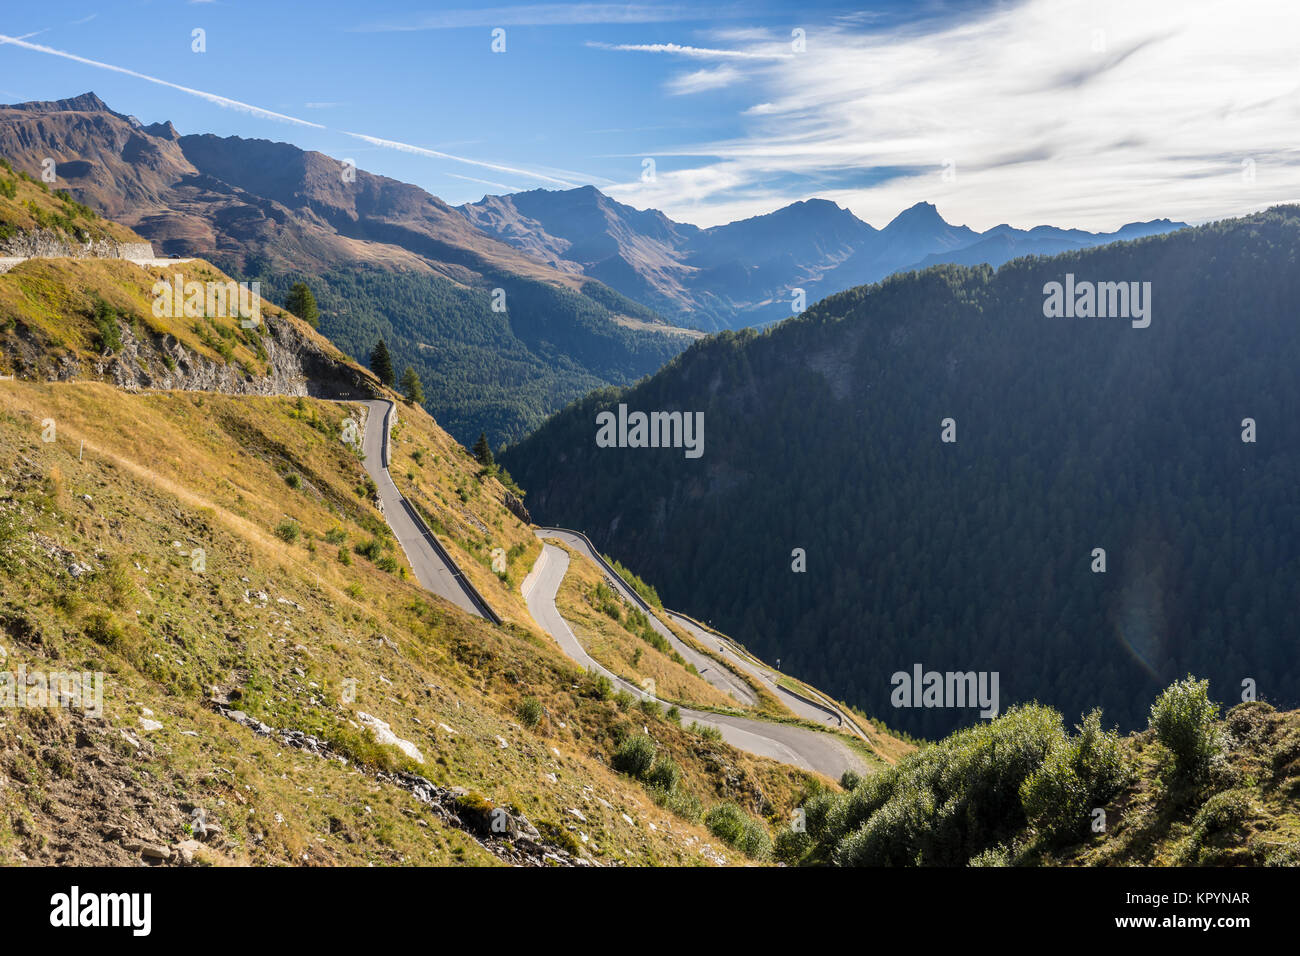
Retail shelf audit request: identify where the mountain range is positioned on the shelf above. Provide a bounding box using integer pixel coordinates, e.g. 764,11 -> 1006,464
0,92 -> 1189,443
0,92 -> 692,444
461,187 -> 1185,330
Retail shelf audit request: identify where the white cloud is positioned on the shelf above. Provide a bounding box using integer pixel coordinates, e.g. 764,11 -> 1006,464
666,65 -> 742,95
587,41 -> 792,60
603,0 -> 1300,230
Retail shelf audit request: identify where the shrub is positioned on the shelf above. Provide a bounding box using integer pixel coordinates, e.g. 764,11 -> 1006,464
579,670 -> 613,700
802,789 -> 844,841
1175,789 -> 1252,864
840,769 -> 864,791
665,705 -> 681,725
1150,676 -> 1222,782
90,298 -> 122,353
84,610 -> 128,651
274,520 -> 300,543
645,756 -> 681,792
638,697 -> 662,719
1020,709 -> 1126,844
612,734 -> 657,778
774,827 -> 813,865
518,696 -> 543,729
648,784 -> 702,822
968,844 -> 1012,866
705,803 -> 771,860
689,721 -> 723,742
354,538 -> 383,561
826,704 -> 1066,866
284,473 -> 301,489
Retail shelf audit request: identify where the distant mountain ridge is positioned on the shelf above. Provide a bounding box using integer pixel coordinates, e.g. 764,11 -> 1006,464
0,92 -> 693,444
461,188 -> 1186,330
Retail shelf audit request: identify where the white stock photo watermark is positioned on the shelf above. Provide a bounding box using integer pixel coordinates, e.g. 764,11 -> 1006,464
49,886 -> 151,936
595,403 -> 704,459
1042,273 -> 1152,328
151,275 -> 261,328
0,646 -> 104,717
891,663 -> 1000,718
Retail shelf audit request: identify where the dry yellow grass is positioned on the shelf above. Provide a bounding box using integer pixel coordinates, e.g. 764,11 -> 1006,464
0,381 -> 829,866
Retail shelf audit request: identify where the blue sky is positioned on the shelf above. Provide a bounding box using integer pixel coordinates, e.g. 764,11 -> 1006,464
2,0 -> 1297,231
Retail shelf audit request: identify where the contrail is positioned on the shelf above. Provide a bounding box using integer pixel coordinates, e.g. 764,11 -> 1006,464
0,33 -> 325,128
0,32 -> 579,186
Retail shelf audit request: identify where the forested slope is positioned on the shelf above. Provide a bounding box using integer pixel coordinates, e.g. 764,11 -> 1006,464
503,207 -> 1300,737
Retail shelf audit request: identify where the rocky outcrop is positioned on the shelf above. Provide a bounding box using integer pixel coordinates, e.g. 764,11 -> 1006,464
504,491 -> 531,524
3,300 -> 376,400
0,228 -> 153,260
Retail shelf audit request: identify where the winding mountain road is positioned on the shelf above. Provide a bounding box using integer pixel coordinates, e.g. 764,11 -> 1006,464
349,409 -> 865,777
524,539 -> 866,780
357,399 -> 499,621
535,528 -> 757,706
665,611 -> 870,742
537,527 -> 869,742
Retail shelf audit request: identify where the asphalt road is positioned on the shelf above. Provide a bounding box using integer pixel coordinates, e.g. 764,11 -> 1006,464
356,399 -> 486,618
535,528 -> 758,706
523,542 -> 866,780
666,611 -> 870,741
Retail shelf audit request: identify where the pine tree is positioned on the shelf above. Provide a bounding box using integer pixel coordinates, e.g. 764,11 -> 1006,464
370,339 -> 395,387
399,366 -> 424,405
284,281 -> 319,328
472,432 -> 494,468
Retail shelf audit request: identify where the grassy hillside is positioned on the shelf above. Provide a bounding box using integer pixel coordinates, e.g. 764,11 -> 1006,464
0,157 -> 139,248
0,381 -> 844,866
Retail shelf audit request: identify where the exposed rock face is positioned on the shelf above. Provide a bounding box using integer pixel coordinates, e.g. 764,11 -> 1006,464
0,229 -> 153,260
4,306 -> 376,400
504,491 -> 531,525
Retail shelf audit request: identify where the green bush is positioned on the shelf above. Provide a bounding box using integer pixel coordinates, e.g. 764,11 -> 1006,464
354,538 -> 384,561
704,802 -> 771,860
689,721 -> 723,742
648,784 -> 702,822
579,670 -> 613,700
612,734 -> 657,778
517,696 -> 543,729
827,704 -> 1066,866
773,827 -> 813,865
1020,709 -> 1126,844
840,769 -> 864,791
90,298 -> 122,353
1150,676 -> 1222,782
1175,789 -> 1252,864
274,520 -> 301,543
968,844 -> 1012,866
284,473 -> 301,489
834,783 -> 936,866
645,756 -> 681,792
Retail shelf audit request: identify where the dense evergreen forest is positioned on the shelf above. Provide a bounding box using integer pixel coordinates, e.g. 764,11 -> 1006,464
503,206 -> 1300,737
230,260 -> 689,446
